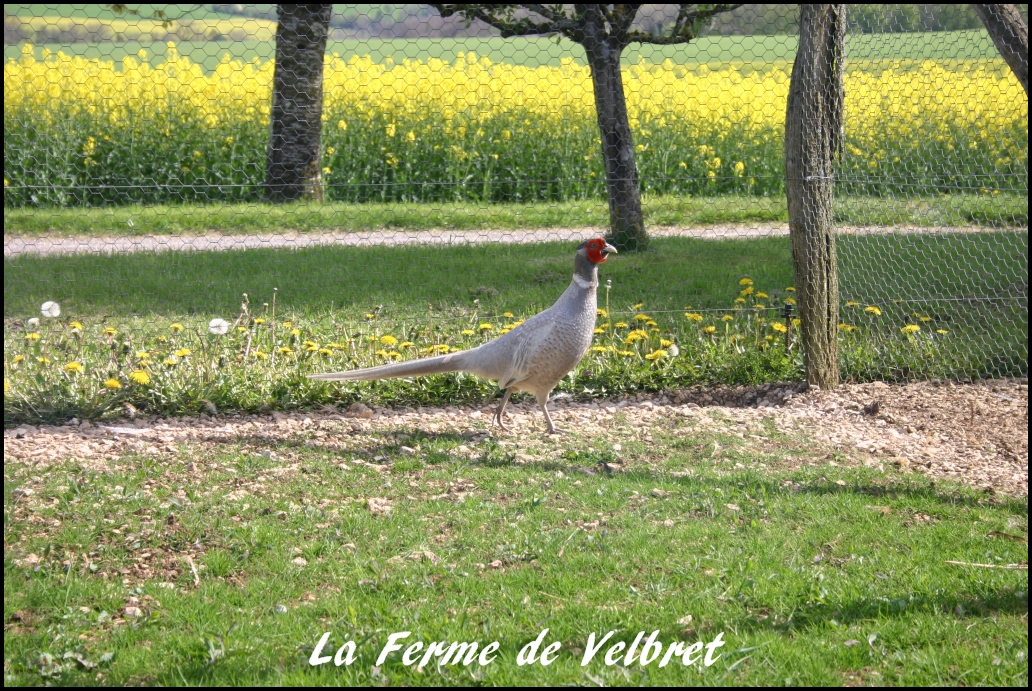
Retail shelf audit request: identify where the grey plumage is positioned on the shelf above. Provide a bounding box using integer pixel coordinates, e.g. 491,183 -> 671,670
310,239 -> 617,433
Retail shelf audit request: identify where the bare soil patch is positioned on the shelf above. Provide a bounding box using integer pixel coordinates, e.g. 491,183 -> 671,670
5,379 -> 1026,495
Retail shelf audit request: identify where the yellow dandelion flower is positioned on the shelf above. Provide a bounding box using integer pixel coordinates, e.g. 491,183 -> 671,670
503,312 -> 514,318
660,339 -> 674,347
792,318 -> 801,327
734,297 -> 746,305
290,328 -> 301,337
26,332 -> 41,341
722,314 -> 733,321
64,361 -> 84,374
919,316 -> 932,322
702,325 -> 717,334
318,348 -> 333,356
104,378 -> 122,389
479,323 -> 494,332
740,287 -> 754,297
169,323 -> 184,332
590,345 -> 609,353
901,324 -> 921,334
754,304 -> 765,309
253,351 -> 269,360
12,354 -> 25,364
784,297 -> 797,305
755,292 -> 768,299
69,321 -> 84,331
864,306 -> 882,316
163,357 -> 178,366
174,348 -> 191,358
461,329 -> 475,336
277,347 -> 293,355
615,322 -> 629,328
685,313 -> 703,322
845,301 -> 859,307
936,329 -> 949,335
129,370 -> 151,385
305,342 -> 319,352
499,328 -> 511,335
645,349 -> 668,361
399,341 -> 415,349
635,314 -> 651,321
785,287 -> 796,292
632,303 -> 644,310
282,321 -> 293,328
364,313 -> 375,320
103,327 -> 118,336
594,328 -> 605,334
771,322 -> 788,333
253,318 -> 266,325
380,335 -> 399,347
618,350 -> 636,357
596,309 -> 608,318
4,379 -> 8,393
37,356 -> 51,364
739,277 -> 754,286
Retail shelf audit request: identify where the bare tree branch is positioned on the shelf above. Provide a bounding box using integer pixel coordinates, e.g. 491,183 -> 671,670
624,3 -> 743,45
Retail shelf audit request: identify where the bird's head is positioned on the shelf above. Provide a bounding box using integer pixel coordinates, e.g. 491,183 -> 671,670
579,238 -> 618,264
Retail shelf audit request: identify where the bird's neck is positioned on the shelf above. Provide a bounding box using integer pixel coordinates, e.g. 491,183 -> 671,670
573,254 -> 599,289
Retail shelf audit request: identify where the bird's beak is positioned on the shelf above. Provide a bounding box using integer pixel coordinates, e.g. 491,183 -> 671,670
602,243 -> 618,255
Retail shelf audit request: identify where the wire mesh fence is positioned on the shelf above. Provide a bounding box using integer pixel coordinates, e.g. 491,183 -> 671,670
3,4 -> 1028,424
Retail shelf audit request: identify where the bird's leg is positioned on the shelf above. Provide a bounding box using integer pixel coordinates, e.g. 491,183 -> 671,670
493,388 -> 513,432
538,393 -> 566,435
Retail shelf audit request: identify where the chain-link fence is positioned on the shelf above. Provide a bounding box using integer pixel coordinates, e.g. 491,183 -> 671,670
3,4 -> 1027,423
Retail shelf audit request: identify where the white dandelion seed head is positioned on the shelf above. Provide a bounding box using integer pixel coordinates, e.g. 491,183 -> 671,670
27,317 -> 40,328
208,318 -> 230,335
41,301 -> 60,318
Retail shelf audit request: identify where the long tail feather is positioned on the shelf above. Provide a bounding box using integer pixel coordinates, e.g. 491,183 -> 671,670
308,349 -> 471,382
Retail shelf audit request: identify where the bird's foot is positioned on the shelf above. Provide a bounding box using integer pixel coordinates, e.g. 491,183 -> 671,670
492,413 -> 511,432
545,426 -> 568,435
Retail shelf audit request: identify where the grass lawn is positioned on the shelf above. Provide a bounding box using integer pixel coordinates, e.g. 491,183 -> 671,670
3,195 -> 1027,237
3,411 -> 1027,685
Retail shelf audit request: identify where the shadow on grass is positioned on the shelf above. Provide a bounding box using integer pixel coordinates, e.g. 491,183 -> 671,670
665,471 -> 1028,514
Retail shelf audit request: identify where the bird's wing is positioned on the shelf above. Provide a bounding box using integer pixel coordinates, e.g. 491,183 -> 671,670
497,317 -> 557,390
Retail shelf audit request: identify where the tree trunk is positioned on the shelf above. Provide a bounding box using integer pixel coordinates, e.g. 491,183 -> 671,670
581,10 -> 648,252
266,4 -> 332,203
972,4 -> 1029,94
785,4 -> 845,390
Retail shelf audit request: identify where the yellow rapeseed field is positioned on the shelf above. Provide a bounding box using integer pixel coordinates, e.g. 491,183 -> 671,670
4,44 -> 1026,205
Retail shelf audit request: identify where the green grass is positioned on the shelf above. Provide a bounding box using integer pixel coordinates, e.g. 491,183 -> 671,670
3,416 -> 1027,685
3,233 -> 1026,424
3,194 -> 1027,237
4,30 -> 1001,72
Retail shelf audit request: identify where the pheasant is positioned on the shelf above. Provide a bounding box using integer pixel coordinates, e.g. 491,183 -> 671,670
310,238 -> 617,433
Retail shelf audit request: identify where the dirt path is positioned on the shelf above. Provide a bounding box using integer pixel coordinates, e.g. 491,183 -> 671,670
4,223 -> 1013,257
6,379 -> 1026,496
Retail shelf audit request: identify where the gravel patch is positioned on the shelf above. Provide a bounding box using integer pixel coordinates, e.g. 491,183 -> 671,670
4,224 -> 1010,257
5,379 -> 1026,495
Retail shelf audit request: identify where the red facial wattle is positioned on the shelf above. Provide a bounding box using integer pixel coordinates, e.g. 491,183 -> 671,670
586,238 -> 608,264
